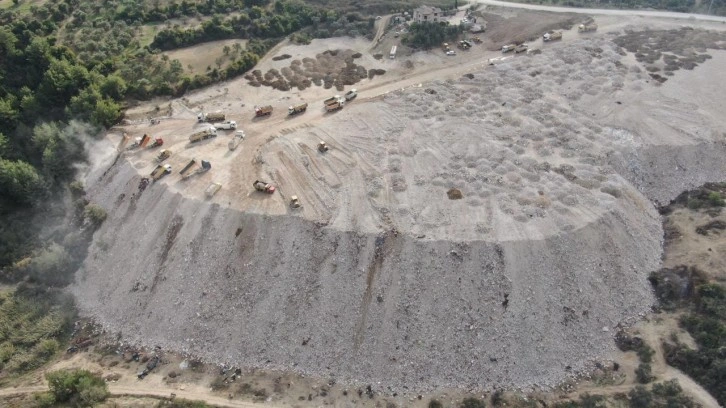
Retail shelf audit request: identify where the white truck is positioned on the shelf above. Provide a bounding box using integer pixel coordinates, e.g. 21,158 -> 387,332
543,31 -> 562,42
228,130 -> 245,151
501,44 -> 516,53
344,89 -> 357,101
197,112 -> 225,123
578,23 -> 598,33
189,127 -> 217,143
390,45 -> 397,59
324,96 -> 345,112
214,120 -> 237,130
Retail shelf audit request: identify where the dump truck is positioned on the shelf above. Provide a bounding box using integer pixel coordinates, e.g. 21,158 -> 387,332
514,44 -> 528,53
324,96 -> 345,112
126,134 -> 150,150
390,45 -> 397,59
344,89 -> 357,101
151,164 -> 172,181
255,105 -> 273,117
179,159 -> 197,176
318,141 -> 329,152
290,196 -> 301,208
457,40 -> 471,50
502,44 -> 516,53
253,180 -> 275,194
156,149 -> 172,163
198,112 -> 225,123
288,103 -> 308,115
228,130 -> 245,151
149,138 -> 164,148
472,37 -> 482,44
189,127 -> 217,143
442,42 -> 451,52
578,23 -> 597,32
182,160 -> 211,179
205,182 -> 222,198
214,120 -> 237,130
543,31 -> 562,42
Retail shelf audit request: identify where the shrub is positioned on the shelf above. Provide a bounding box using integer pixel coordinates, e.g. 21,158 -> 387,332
429,399 -> 444,408
460,397 -> 486,408
628,386 -> 652,407
635,363 -> 654,384
83,203 -> 107,226
707,191 -> 725,207
45,369 -> 109,406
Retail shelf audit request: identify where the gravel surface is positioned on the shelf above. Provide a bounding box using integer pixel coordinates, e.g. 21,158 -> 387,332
74,33 -> 726,393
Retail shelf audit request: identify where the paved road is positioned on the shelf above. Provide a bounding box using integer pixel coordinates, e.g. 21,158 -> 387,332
473,0 -> 726,22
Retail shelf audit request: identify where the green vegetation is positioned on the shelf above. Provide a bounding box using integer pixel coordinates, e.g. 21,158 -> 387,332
460,397 -> 487,408
402,21 -> 464,49
35,369 -> 109,407
0,285 -> 75,381
155,399 -> 211,408
508,0 -> 726,17
429,399 -> 444,408
663,282 -> 726,406
551,380 -> 696,407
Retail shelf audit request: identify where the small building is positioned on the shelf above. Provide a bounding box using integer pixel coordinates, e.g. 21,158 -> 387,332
413,5 -> 443,24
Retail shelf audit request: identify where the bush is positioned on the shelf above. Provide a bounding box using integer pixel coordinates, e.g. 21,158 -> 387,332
628,386 -> 652,407
429,399 -> 444,408
83,203 -> 107,226
635,363 -> 654,384
460,397 -> 486,408
45,369 -> 109,406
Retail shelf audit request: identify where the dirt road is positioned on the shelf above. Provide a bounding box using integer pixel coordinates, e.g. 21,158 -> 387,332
0,384 -> 275,408
473,0 -> 726,22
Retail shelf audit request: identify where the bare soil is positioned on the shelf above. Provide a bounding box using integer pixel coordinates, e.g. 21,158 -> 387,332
73,7 -> 726,401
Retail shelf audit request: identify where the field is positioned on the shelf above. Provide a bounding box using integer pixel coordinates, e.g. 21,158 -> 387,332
164,39 -> 250,75
15,3 -> 723,407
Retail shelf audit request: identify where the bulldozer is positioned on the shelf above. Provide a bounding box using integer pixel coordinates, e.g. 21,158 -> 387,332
318,141 -> 329,152
253,180 -> 275,194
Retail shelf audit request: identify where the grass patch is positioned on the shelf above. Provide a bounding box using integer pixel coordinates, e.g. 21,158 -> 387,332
0,285 -> 76,384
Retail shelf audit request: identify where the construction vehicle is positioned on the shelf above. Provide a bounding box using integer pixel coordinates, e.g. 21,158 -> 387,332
390,45 -> 397,59
471,36 -> 482,44
543,31 -> 563,42
228,130 -> 245,151
344,89 -> 357,101
214,120 -> 237,130
457,40 -> 472,50
290,196 -> 301,208
442,42 -> 451,52
156,149 -> 172,163
205,182 -> 222,198
149,138 -> 164,148
126,134 -> 150,150
198,112 -> 225,123
253,180 -> 275,194
324,96 -> 345,112
182,160 -> 211,179
151,164 -> 172,181
501,44 -> 516,53
189,127 -> 217,143
318,141 -> 329,152
578,23 -> 598,33
254,105 -> 273,117
514,44 -> 528,53
288,103 -> 308,115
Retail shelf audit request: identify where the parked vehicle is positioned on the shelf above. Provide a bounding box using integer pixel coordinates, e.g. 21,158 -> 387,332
514,44 -> 528,53
228,130 -> 245,151
344,89 -> 357,101
189,127 -> 217,143
578,23 -> 598,32
501,44 -> 516,53
543,31 -> 563,41
205,182 -> 222,198
253,180 -> 275,194
150,164 -> 172,181
214,120 -> 237,130
197,112 -> 225,123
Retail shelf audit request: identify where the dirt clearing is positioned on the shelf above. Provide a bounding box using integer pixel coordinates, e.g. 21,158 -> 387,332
164,39 -> 250,75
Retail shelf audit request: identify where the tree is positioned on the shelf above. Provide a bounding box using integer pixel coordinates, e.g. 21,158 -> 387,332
44,369 -> 109,406
99,74 -> 127,100
38,58 -> 90,106
223,45 -> 230,55
0,158 -> 45,205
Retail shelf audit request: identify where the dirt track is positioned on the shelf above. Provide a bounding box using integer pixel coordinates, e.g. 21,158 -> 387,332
74,5 -> 726,397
